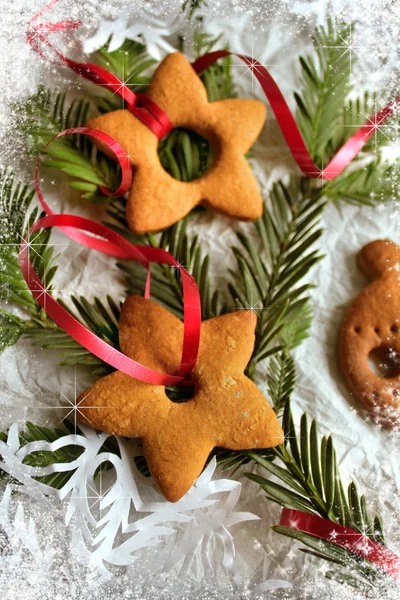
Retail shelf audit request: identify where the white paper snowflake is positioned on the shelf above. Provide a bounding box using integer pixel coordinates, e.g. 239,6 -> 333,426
0,423 -> 263,581
83,10 -> 180,60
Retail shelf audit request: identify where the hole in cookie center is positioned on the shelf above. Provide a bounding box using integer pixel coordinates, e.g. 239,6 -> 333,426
158,128 -> 213,182
368,347 -> 400,378
165,381 -> 196,403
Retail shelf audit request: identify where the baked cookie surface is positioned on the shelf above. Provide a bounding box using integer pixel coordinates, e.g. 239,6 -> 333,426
339,239 -> 400,427
86,52 -> 266,233
78,296 -> 284,501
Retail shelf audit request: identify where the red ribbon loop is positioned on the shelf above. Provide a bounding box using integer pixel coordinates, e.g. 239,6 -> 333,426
192,50 -> 400,180
280,508 -> 400,581
27,126 -> 201,385
34,127 -> 133,254
19,214 -> 201,385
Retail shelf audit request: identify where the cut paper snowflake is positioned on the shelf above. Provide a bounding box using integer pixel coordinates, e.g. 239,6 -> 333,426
0,479 -> 292,599
0,479 -> 292,597
0,423 -> 262,581
83,12 -> 180,60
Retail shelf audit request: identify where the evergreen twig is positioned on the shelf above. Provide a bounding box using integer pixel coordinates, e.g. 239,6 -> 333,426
295,18 -> 352,166
229,177 -> 325,376
245,400 -> 391,592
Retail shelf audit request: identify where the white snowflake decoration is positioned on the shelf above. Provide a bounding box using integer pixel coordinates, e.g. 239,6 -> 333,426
0,423 -> 263,581
83,10 -> 180,60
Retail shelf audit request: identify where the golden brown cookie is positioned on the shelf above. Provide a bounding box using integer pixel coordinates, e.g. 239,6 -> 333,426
86,52 -> 266,234
77,296 -> 284,501
339,239 -> 400,427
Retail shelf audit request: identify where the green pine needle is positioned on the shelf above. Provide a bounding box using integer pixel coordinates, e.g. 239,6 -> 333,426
295,18 -> 353,165
229,177 -> 325,372
115,215 -> 224,321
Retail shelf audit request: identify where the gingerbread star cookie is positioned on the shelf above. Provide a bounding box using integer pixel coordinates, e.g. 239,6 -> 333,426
86,52 -> 266,234
339,240 -> 400,427
77,296 -> 284,501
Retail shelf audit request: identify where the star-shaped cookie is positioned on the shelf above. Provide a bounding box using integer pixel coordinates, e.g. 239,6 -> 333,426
77,296 -> 284,501
86,52 -> 267,233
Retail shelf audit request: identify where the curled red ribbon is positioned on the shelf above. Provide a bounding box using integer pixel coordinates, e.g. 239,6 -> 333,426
19,213 -> 201,385
34,127 -> 132,250
280,508 -> 400,581
192,51 -> 400,180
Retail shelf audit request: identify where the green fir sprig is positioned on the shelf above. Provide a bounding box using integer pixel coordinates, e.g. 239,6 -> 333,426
295,19 -> 353,166
14,87 -> 116,200
228,176 -> 325,377
245,399 -> 391,593
0,169 -> 57,349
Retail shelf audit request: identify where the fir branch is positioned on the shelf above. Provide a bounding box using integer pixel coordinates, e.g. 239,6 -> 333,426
15,87 -> 117,199
295,18 -> 352,166
245,400 -> 392,590
0,168 -> 56,329
25,294 -> 121,375
267,351 -> 296,415
275,526 -> 393,593
323,159 -> 398,206
295,19 -> 399,202
116,214 -> 224,321
229,177 -> 325,374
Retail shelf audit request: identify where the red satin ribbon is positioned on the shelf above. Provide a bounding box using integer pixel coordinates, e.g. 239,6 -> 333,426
26,0 -> 172,140
192,50 -> 400,180
28,125 -> 201,383
34,127 -> 133,251
19,213 -> 201,385
280,508 -> 400,581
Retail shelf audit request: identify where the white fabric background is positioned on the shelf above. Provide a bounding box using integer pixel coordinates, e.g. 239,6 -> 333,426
0,1 -> 399,598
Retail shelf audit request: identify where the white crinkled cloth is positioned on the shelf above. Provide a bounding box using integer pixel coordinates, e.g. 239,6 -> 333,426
0,1 -> 399,598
